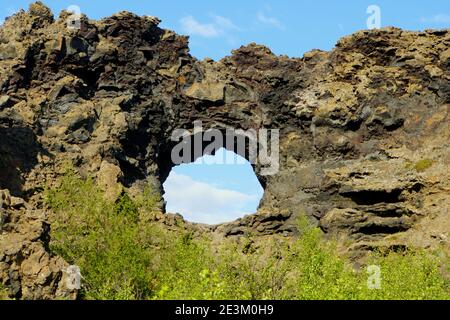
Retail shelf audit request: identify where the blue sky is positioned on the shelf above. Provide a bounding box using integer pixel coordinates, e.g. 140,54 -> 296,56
1,1 -> 449,60
164,148 -> 264,224
1,1 -> 449,223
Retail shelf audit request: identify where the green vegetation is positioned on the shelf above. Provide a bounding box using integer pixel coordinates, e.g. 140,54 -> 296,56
413,159 -> 434,172
0,285 -> 10,300
405,158 -> 434,172
45,168 -> 161,299
44,169 -> 450,300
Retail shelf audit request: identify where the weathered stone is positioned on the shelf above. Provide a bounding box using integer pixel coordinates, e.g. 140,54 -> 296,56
0,190 -> 11,209
0,3 -> 449,298
0,189 -> 77,299
9,196 -> 26,209
184,81 -> 225,102
0,95 -> 12,109
97,161 -> 124,202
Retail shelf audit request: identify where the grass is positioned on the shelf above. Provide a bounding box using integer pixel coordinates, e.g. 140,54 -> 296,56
42,168 -> 450,300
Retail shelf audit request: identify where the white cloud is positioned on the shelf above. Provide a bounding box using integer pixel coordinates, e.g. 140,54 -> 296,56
180,14 -> 240,38
192,147 -> 248,165
211,14 -> 240,31
180,16 -> 220,38
256,11 -> 285,30
163,172 -> 259,224
420,14 -> 450,24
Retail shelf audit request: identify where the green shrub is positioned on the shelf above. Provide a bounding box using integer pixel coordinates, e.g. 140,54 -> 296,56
45,168 -> 161,299
286,219 -> 363,299
360,250 -> 449,299
154,236 -> 235,300
285,218 -> 449,299
44,169 -> 449,300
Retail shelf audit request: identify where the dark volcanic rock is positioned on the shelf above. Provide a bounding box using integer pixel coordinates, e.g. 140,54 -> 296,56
0,2 -> 449,298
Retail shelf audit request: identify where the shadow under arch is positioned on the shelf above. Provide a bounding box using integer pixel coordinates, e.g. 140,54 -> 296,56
157,126 -> 270,190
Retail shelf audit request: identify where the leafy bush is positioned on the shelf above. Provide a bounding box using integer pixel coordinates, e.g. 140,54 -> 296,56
361,250 -> 449,299
45,168 -> 161,299
45,170 -> 449,300
154,236 -> 239,300
286,219 -> 362,299
285,218 -> 449,299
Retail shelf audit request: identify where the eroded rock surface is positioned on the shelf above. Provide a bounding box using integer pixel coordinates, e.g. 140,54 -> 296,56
0,189 -> 77,299
0,2 -> 449,297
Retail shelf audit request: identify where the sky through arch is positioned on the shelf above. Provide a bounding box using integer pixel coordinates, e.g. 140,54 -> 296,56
163,148 -> 264,224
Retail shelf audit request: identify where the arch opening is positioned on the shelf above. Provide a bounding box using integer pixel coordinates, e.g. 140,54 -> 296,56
162,148 -> 264,225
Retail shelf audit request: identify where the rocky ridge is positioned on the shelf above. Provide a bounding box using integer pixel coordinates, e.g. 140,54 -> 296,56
0,2 -> 449,299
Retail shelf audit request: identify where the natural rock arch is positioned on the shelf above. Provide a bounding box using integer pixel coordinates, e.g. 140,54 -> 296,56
157,127 -> 272,189
0,3 -> 448,254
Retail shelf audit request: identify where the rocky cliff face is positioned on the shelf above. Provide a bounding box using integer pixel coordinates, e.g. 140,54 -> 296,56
0,189 -> 77,299
0,2 -> 449,299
